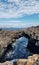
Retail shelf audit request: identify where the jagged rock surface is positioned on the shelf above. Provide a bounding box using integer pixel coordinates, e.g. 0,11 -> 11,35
0,54 -> 39,65
0,61 -> 13,65
0,26 -> 39,61
17,54 -> 39,65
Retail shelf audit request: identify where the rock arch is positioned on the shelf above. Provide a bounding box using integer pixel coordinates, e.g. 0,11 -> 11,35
0,26 -> 39,62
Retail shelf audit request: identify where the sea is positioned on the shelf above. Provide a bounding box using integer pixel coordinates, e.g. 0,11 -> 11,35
2,28 -> 24,30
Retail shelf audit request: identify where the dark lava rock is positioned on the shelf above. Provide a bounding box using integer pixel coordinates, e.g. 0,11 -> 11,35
27,38 -> 39,54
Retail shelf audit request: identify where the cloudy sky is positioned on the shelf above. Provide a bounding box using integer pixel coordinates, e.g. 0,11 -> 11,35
0,0 -> 39,28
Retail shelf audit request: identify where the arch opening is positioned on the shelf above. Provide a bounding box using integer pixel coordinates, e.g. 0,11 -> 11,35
0,36 -> 32,62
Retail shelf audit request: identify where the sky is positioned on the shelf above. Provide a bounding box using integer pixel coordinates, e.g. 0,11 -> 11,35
0,0 -> 39,28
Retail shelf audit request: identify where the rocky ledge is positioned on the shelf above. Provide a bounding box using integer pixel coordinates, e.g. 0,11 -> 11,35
0,26 -> 39,62
0,54 -> 39,65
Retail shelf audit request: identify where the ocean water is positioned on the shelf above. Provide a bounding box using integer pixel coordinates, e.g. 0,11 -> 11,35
4,37 -> 32,61
2,28 -> 24,30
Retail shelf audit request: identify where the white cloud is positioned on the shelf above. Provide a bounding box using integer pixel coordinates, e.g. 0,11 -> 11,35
0,0 -> 39,18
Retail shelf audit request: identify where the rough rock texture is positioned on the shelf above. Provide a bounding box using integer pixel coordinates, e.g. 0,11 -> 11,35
0,54 -> 39,65
33,59 -> 39,65
0,61 -> 13,65
17,54 -> 39,65
26,26 -> 39,53
0,26 -> 39,61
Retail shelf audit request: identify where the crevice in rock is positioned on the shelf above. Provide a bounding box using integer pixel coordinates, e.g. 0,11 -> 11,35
0,43 -> 13,62
27,38 -> 39,54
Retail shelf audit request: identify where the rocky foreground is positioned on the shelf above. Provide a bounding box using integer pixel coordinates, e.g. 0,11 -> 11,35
0,26 -> 39,65
0,54 -> 39,65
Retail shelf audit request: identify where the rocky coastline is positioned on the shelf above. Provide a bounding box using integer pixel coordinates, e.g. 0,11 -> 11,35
0,54 -> 39,65
0,26 -> 39,65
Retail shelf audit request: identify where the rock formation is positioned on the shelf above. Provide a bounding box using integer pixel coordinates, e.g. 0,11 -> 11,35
0,54 -> 39,65
0,61 -> 13,65
0,26 -> 39,62
17,54 -> 39,65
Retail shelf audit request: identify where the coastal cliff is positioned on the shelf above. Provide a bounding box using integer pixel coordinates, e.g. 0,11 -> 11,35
0,26 -> 39,64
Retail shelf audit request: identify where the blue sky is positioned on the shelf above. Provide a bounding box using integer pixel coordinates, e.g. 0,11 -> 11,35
0,0 -> 39,28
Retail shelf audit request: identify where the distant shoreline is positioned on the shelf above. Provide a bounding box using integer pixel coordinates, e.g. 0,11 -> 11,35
0,26 -> 39,30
